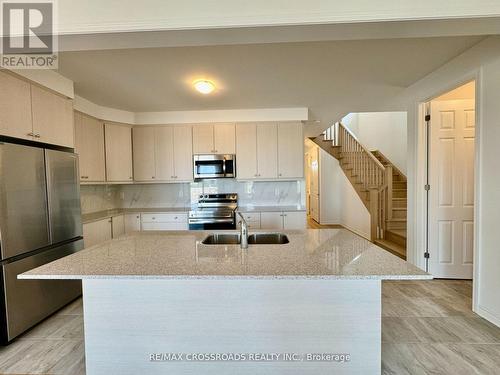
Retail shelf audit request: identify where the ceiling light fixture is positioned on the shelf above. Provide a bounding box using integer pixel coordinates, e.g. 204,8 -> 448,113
193,79 -> 215,94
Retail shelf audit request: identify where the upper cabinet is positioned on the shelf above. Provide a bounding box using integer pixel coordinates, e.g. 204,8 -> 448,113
74,112 -> 106,183
236,123 -> 279,180
133,125 -> 193,183
277,122 -> 304,179
193,123 -> 235,154
236,122 -> 303,180
0,72 -> 74,148
31,85 -> 74,148
105,123 -> 133,183
0,71 -> 33,141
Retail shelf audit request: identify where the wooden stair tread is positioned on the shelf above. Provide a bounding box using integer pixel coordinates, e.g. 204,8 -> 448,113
374,239 -> 406,259
387,218 -> 407,222
392,198 -> 407,200
392,208 -> 407,211
387,229 -> 407,238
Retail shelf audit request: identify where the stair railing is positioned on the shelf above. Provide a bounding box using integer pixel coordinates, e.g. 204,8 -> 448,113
323,122 -> 389,241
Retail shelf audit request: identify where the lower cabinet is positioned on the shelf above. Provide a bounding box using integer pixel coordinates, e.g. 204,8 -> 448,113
141,213 -> 188,231
242,211 -> 306,230
111,215 -> 125,238
124,213 -> 141,233
83,218 -> 112,248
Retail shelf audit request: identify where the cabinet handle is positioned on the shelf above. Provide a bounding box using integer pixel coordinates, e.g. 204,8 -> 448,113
279,173 -> 282,177
129,176 -> 133,179
27,132 -> 34,137
34,134 -> 41,138
152,176 -> 155,179
136,216 -> 140,219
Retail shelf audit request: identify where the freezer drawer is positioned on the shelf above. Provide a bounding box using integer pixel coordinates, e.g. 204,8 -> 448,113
45,149 -> 83,243
1,239 -> 83,342
0,143 -> 50,260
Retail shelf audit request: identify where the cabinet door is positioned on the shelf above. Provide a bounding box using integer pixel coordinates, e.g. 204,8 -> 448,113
74,112 -> 106,182
310,194 -> 320,222
0,71 -> 33,141
133,127 -> 156,181
192,125 -> 214,154
105,123 -> 133,182
278,122 -> 304,178
256,124 -> 278,179
124,214 -> 141,233
173,126 -> 193,181
283,212 -> 307,229
111,215 -> 125,238
83,219 -> 112,248
235,124 -> 258,179
260,212 -> 283,230
214,123 -> 235,154
155,126 -> 175,181
31,85 -> 74,148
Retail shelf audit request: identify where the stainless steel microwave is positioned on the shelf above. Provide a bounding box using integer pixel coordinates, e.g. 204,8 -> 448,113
193,154 -> 236,179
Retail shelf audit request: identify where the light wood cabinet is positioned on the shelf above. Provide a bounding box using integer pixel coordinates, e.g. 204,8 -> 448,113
0,71 -> 33,141
278,122 -> 304,178
236,123 -> 278,179
235,123 -> 258,179
105,123 -> 133,183
283,211 -> 307,229
141,212 -> 188,231
74,112 -> 106,182
111,215 -> 125,238
133,127 -> 156,181
260,212 -> 283,230
31,84 -> 74,148
193,123 -> 235,154
256,124 -> 278,179
172,126 -> 194,181
0,72 -> 74,147
133,125 -> 193,182
260,211 -> 306,230
124,214 -> 141,233
83,218 -> 112,248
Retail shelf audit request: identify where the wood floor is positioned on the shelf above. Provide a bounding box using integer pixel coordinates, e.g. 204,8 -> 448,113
0,280 -> 499,374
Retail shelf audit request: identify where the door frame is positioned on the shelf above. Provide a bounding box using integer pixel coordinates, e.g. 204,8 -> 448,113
410,70 -> 482,312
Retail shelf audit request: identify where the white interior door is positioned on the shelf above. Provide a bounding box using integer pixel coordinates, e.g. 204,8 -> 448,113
429,99 -> 475,279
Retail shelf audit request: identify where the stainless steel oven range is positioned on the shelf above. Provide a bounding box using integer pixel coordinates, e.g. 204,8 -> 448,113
188,194 -> 238,230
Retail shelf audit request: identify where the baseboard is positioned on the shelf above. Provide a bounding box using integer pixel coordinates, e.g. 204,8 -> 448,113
475,305 -> 500,328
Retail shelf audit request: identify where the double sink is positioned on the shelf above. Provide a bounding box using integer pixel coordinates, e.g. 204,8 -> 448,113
202,233 -> 289,245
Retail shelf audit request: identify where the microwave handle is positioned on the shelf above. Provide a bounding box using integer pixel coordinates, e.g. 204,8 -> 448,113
222,157 -> 227,177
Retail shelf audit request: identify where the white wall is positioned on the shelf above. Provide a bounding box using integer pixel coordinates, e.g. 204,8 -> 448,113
343,112 -> 408,174
307,144 -> 370,238
400,36 -> 500,327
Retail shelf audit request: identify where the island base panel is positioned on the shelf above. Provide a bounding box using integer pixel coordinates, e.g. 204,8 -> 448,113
83,279 -> 381,374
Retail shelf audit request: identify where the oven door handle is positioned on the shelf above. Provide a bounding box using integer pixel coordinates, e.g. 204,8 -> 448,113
188,218 -> 235,224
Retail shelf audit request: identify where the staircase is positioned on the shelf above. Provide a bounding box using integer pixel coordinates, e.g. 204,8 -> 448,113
370,150 -> 407,258
310,122 -> 407,259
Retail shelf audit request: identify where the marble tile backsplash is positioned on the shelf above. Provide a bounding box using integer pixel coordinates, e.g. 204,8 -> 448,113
190,180 -> 305,207
119,183 -> 191,208
80,185 -> 121,214
80,180 -> 305,214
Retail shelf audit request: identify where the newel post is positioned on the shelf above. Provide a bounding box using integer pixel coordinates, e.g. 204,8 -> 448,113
369,188 -> 379,241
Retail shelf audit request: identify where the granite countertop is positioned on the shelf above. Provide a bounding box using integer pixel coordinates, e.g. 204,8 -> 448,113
237,205 -> 306,212
82,207 -> 191,224
20,229 -> 431,281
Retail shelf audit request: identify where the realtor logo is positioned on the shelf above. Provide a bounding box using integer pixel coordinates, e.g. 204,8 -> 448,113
1,0 -> 57,68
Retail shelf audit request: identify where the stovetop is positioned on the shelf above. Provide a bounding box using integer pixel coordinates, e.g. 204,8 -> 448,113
189,193 -> 238,219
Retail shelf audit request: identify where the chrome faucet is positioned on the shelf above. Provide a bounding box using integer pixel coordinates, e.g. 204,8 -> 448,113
238,212 -> 248,249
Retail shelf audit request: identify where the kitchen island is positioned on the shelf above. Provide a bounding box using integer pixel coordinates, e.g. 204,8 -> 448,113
20,229 -> 430,375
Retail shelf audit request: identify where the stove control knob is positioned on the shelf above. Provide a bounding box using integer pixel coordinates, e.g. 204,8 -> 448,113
204,194 -> 209,199
199,194 -> 203,198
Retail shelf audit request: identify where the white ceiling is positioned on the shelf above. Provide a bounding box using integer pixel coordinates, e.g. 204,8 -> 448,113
58,36 -> 482,113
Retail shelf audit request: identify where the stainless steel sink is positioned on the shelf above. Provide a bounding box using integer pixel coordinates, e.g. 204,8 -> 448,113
201,233 -> 241,245
201,233 -> 289,245
247,233 -> 289,245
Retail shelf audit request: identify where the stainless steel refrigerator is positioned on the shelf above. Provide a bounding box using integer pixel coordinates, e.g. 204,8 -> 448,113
0,141 -> 83,343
